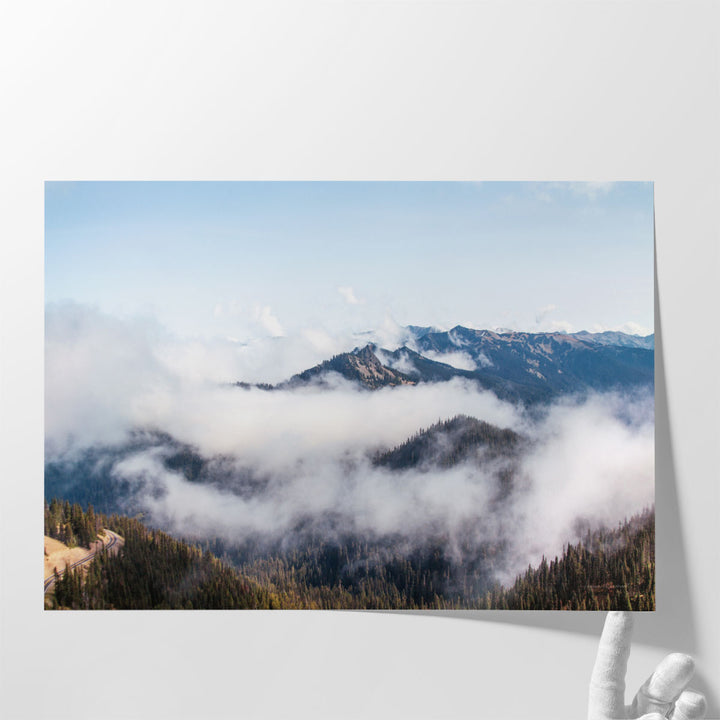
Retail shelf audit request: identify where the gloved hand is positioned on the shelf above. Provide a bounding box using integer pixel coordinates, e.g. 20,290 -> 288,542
589,612 -> 706,720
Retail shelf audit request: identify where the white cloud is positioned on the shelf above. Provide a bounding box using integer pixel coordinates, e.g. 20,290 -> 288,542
212,300 -> 242,318
531,307 -> 575,334
337,286 -> 363,305
568,181 -> 616,200
588,321 -> 653,337
301,327 -> 338,356
542,319 -> 576,334
252,304 -> 284,337
498,392 -> 654,582
44,303 -> 520,457
377,314 -> 419,349
151,376 -> 521,464
377,349 -> 418,376
535,304 -> 558,325
45,303 -> 177,451
422,350 -> 477,372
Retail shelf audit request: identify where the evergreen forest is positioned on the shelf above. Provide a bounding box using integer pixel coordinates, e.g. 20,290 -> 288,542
45,500 -> 654,611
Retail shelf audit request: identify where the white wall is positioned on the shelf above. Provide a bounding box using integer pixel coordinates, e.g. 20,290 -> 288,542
1,2 -> 718,719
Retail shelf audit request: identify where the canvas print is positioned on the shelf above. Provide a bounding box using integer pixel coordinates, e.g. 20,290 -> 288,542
44,181 -> 655,610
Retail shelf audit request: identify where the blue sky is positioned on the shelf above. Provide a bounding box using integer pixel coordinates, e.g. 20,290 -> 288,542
45,181 -> 654,340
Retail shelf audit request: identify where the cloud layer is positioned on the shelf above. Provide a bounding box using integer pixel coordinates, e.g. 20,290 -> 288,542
46,302 -> 654,582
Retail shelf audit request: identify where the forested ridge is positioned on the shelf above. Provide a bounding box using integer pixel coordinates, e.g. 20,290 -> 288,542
45,500 -> 654,610
481,507 -> 654,610
373,414 -> 522,470
46,502 -> 280,609
45,497 -> 102,549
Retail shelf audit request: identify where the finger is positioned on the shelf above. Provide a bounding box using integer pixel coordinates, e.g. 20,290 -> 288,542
632,654 -> 695,717
670,690 -> 707,720
589,612 -> 634,720
637,714 -> 666,720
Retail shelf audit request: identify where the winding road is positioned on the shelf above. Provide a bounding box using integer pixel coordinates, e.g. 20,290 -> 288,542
44,530 -> 123,593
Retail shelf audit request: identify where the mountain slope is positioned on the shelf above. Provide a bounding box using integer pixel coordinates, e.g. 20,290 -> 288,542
234,344 -> 418,391
408,326 -> 654,396
379,345 -> 553,403
46,504 -> 279,610
285,344 -> 417,389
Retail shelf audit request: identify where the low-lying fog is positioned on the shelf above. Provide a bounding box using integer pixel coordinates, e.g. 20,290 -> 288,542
46,303 -> 654,582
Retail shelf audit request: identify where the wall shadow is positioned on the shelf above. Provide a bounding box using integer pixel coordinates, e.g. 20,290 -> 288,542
382,225 -> 717,710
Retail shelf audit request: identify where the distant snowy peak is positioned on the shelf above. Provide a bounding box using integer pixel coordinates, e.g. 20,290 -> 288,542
570,331 -> 654,350
405,324 -> 654,350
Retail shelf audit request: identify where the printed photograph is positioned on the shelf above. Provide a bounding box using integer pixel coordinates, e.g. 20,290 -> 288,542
44,181 -> 655,610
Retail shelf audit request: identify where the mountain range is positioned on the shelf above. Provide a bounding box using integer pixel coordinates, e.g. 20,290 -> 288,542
235,326 -> 654,403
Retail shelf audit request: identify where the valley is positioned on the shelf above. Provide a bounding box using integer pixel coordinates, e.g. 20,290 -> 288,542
45,325 -> 655,611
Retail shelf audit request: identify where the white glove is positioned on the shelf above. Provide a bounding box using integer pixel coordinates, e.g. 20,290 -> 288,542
589,612 -> 706,720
